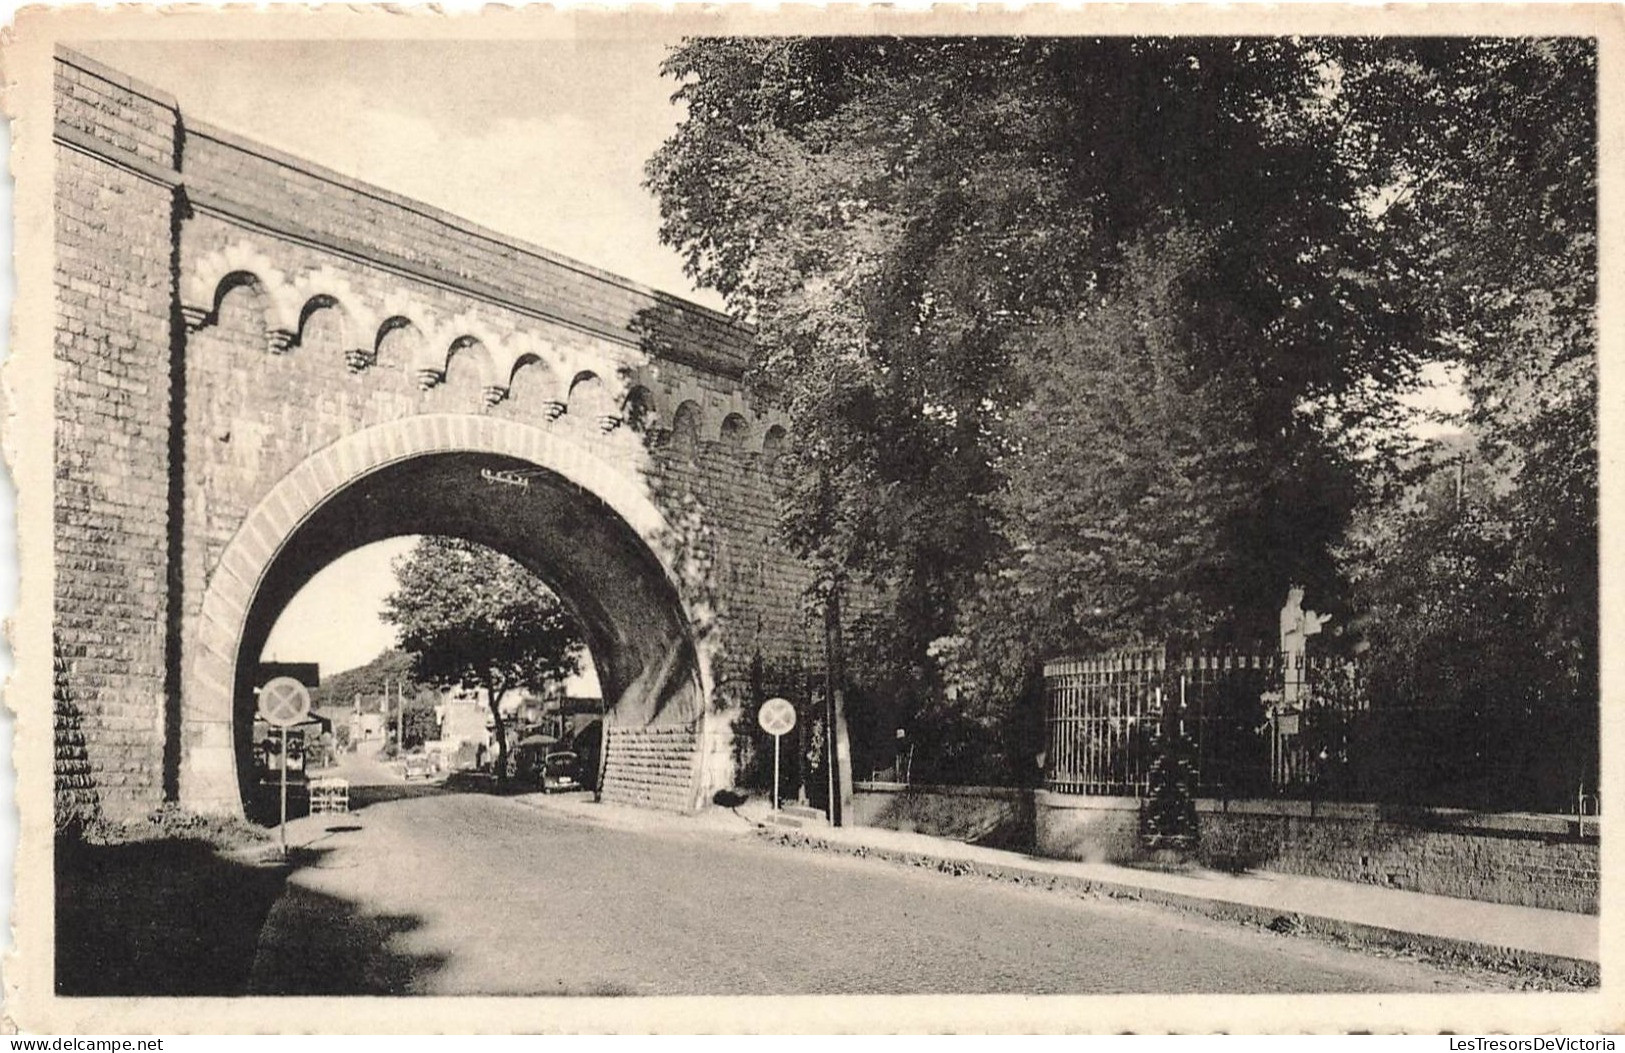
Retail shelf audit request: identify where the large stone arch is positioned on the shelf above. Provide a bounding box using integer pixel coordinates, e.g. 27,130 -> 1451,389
180,414 -> 715,815
53,48 -> 829,825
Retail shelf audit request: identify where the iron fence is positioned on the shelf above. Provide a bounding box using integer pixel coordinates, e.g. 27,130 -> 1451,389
1043,646 -> 1596,814
1043,647 -> 1163,795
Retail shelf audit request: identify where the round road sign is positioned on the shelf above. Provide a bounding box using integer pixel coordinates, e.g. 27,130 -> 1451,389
259,676 -> 312,728
758,697 -> 797,737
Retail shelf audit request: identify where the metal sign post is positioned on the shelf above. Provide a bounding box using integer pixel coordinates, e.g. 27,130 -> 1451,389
259,676 -> 313,861
758,697 -> 797,811
279,725 -> 289,859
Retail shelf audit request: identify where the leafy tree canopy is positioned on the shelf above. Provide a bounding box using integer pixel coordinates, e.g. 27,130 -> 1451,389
647,38 -> 1596,779
648,38 -> 1427,691
382,536 -> 584,780
1335,38 -> 1597,735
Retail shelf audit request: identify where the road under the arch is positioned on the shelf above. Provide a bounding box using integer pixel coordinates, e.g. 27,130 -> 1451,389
245,760 -> 1498,997
232,451 -> 705,805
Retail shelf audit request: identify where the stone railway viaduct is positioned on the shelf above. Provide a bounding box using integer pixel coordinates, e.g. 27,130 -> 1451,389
51,48 -> 824,820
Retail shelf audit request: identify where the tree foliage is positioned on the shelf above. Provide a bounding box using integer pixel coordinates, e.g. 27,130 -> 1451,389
649,40 -> 1422,727
381,536 -> 584,781
1334,39 -> 1597,789
982,230 -> 1268,657
401,696 -> 442,753
647,37 -> 1596,784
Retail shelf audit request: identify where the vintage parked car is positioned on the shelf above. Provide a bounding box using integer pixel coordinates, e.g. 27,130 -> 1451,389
402,751 -> 434,781
513,732 -> 559,783
561,720 -> 603,793
539,750 -> 584,794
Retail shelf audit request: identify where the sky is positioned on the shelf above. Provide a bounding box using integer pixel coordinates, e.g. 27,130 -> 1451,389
70,37 -> 708,679
257,538 -> 414,677
75,37 -> 717,308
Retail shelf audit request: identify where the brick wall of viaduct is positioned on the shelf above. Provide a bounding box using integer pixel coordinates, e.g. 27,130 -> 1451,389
52,49 -> 823,820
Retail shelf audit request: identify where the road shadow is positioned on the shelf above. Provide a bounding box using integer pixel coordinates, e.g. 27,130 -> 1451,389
57,829 -> 450,996
55,835 -> 288,995
248,878 -> 446,995
344,780 -> 455,813
339,773 -> 547,813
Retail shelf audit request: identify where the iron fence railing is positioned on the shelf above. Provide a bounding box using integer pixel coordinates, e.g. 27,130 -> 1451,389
1044,647 -> 1164,795
1043,645 -> 1596,814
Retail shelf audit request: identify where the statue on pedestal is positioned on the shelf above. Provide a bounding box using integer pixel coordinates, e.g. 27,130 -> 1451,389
1279,585 -> 1331,707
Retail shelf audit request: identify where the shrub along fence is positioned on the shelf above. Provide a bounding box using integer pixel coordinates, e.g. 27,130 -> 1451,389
1043,645 -> 1597,816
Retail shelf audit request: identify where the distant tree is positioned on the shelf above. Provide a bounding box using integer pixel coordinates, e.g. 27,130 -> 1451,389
401,694 -> 441,752
308,649 -> 423,713
382,537 -> 584,784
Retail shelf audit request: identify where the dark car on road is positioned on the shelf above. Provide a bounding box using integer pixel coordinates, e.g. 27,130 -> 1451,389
539,750 -> 584,793
513,731 -> 558,782
560,719 -> 603,793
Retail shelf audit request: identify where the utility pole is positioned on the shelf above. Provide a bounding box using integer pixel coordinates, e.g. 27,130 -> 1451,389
812,463 -> 854,827
397,680 -> 405,751
823,585 -> 853,828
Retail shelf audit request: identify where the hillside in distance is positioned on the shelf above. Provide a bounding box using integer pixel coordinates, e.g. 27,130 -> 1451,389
310,649 -> 430,714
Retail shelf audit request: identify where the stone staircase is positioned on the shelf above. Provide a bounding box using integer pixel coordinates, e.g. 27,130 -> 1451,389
761,803 -> 829,829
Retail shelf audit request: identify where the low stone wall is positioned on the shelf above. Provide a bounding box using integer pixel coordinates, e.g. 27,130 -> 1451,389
1033,791 -> 1600,915
853,783 -> 1033,851
1033,792 -> 1143,864
1195,800 -> 1600,915
855,784 -> 1600,914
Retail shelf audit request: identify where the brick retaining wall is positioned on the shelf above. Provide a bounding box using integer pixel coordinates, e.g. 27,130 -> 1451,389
853,783 -> 1034,851
53,55 -> 182,820
601,724 -> 702,813
858,785 -> 1600,914
1192,800 -> 1599,914
1035,792 -> 1600,914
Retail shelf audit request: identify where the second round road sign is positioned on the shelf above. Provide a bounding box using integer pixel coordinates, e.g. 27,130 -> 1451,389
758,697 -> 797,737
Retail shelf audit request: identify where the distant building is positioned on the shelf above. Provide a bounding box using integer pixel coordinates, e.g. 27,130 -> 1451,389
438,692 -> 492,751
352,710 -> 386,744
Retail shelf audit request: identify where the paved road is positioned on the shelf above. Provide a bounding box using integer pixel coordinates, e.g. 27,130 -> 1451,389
248,780 -> 1494,996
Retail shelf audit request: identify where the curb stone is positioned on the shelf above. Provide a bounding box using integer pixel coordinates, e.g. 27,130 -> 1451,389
757,827 -> 1599,989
